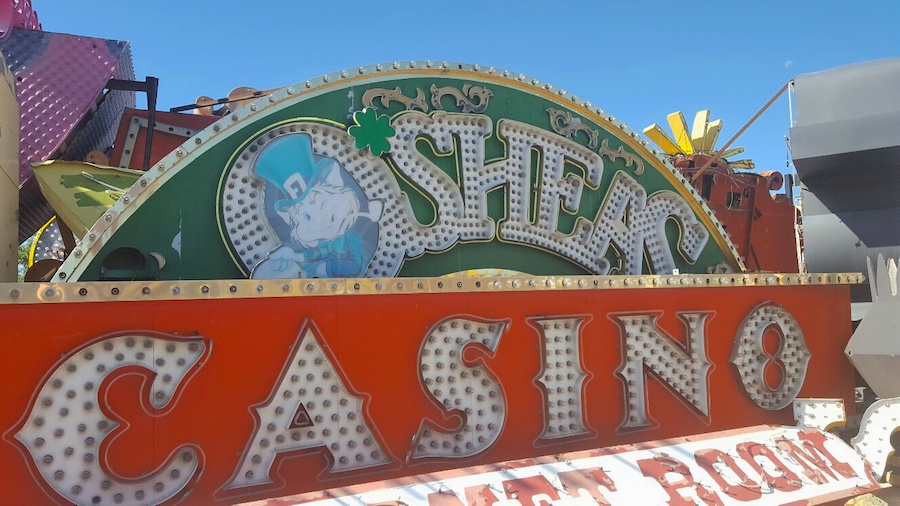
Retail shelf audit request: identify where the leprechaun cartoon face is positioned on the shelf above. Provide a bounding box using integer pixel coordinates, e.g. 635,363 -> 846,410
249,134 -> 382,279
277,164 -> 360,247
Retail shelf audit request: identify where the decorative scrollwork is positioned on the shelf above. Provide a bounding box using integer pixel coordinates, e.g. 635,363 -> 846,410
430,83 -> 493,114
546,108 -> 599,148
362,87 -> 427,111
599,138 -> 645,176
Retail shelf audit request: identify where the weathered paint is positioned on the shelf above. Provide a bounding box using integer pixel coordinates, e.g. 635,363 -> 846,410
244,425 -> 878,506
51,62 -> 745,283
0,279 -> 857,504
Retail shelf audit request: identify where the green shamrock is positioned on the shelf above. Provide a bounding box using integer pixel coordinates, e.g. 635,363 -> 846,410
348,107 -> 395,156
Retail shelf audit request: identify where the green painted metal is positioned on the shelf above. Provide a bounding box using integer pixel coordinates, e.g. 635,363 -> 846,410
69,69 -> 740,281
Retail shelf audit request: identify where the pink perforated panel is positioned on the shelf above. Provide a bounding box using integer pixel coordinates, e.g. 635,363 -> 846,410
14,32 -> 125,181
1,28 -> 134,240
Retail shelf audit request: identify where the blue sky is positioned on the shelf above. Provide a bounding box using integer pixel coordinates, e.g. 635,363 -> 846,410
38,1 -> 899,178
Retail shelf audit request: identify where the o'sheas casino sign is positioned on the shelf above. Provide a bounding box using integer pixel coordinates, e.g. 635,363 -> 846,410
52,61 -> 742,282
1,63 -> 862,505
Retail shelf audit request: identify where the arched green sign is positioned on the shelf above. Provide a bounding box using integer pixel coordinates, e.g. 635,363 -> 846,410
55,62 -> 742,282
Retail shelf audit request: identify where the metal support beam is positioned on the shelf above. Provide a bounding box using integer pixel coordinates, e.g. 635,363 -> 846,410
106,76 -> 159,172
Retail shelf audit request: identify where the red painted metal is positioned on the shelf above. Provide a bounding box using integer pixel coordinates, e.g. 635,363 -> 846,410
676,154 -> 800,273
109,108 -> 217,170
0,283 -> 854,504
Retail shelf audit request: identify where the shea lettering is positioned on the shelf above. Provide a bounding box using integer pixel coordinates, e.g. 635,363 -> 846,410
223,113 -> 709,280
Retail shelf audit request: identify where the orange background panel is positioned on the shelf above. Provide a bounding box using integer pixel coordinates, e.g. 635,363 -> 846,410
0,284 -> 853,504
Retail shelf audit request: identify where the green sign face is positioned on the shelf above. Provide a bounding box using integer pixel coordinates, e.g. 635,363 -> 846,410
55,62 -> 741,282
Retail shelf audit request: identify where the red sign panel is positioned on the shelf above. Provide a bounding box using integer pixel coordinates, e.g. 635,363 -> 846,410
0,280 -> 855,504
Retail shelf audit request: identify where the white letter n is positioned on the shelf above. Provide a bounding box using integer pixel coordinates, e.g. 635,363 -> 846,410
611,312 -> 713,431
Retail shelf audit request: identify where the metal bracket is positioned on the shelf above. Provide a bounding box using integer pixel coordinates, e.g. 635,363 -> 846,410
106,77 -> 159,171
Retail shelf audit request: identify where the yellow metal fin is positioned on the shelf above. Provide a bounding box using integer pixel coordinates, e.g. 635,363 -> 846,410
666,111 -> 693,155
702,119 -> 723,153
721,146 -> 745,159
729,159 -> 756,170
691,110 -> 710,153
643,124 -> 684,155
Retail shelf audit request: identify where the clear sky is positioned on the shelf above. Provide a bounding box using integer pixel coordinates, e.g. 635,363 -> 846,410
37,0 -> 899,178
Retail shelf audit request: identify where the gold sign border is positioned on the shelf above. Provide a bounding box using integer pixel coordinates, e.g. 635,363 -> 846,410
6,272 -> 863,305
